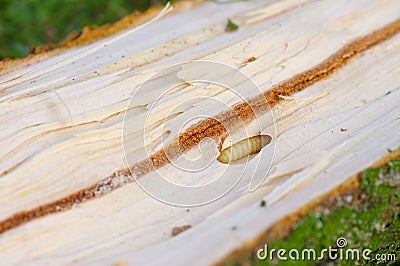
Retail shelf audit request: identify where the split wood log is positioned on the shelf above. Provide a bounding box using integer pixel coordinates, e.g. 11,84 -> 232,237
0,0 -> 399,265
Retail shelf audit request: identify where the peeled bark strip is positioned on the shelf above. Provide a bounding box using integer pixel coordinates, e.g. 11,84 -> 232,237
0,0 -> 399,265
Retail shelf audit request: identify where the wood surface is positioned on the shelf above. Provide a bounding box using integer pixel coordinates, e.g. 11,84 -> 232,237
0,0 -> 399,265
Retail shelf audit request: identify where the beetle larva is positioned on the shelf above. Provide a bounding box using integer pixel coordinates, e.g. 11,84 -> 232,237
217,135 -> 272,164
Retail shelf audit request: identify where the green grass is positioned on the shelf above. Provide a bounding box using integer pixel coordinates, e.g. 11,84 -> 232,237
228,158 -> 400,265
0,0 -> 171,59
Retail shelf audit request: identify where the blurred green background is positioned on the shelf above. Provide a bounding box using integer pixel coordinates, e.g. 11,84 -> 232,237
0,0 -> 170,60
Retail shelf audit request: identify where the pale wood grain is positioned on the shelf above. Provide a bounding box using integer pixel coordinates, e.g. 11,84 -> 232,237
0,0 -> 399,265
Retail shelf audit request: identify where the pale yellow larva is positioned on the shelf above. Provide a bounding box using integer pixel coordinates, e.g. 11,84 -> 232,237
217,135 -> 272,164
